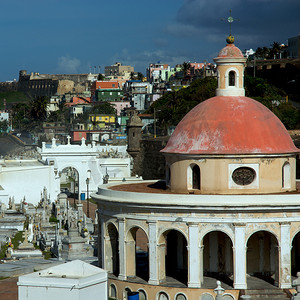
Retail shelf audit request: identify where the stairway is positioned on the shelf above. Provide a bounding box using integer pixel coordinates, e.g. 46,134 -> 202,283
244,289 -> 290,299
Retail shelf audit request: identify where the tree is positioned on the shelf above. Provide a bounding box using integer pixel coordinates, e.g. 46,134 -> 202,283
92,102 -> 116,115
148,77 -> 217,128
0,120 -> 9,133
270,41 -> 281,59
30,96 -> 49,121
182,62 -> 191,77
137,72 -> 144,81
97,73 -> 105,80
274,102 -> 300,130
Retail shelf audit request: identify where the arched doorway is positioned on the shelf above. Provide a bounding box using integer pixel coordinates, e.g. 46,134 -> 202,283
202,231 -> 233,286
106,223 -> 119,277
126,227 -> 149,281
246,231 -> 279,286
60,166 -> 79,207
292,231 -> 300,276
159,229 -> 188,285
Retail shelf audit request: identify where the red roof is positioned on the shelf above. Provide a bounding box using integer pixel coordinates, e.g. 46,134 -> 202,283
161,96 -> 299,155
217,44 -> 244,58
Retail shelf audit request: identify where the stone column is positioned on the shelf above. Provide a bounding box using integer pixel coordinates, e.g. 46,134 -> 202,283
233,223 -> 247,289
99,212 -> 105,268
148,220 -> 159,285
279,222 -> 291,288
118,218 -> 127,280
188,222 -> 201,288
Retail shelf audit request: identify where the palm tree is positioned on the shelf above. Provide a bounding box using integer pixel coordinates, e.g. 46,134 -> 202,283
30,96 -> 49,121
270,42 -> 281,59
182,62 -> 191,77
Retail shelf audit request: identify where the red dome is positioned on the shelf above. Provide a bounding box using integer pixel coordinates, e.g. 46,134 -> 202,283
217,44 -> 244,58
161,96 -> 299,155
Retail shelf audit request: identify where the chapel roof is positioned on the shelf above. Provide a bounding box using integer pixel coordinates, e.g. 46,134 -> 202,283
161,96 -> 299,155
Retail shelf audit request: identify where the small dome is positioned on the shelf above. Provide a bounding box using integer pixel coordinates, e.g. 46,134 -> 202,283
161,96 -> 299,155
128,114 -> 143,127
217,43 -> 244,58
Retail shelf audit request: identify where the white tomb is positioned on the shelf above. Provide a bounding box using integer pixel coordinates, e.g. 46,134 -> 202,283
18,260 -> 107,300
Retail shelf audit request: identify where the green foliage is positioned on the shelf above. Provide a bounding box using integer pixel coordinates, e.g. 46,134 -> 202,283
245,75 -> 300,129
97,73 -> 105,80
92,102 -> 116,115
273,102 -> 300,130
0,231 -> 25,259
245,75 -> 285,101
0,120 -> 9,133
149,74 -> 300,131
148,77 -> 217,127
0,91 -> 31,108
30,96 -> 49,121
11,96 -> 50,132
49,215 -> 59,223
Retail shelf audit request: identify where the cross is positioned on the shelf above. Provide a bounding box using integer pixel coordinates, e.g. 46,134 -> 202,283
221,9 -> 240,35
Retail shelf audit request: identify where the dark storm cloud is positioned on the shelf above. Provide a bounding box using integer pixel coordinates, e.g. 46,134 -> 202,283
172,0 -> 300,48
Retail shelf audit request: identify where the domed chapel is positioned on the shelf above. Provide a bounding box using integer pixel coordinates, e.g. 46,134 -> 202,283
93,36 -> 300,300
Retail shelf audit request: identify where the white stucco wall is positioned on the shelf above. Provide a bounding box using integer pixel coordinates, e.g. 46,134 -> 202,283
0,161 -> 58,206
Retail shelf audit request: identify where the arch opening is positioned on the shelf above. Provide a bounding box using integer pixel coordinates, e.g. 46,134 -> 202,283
60,166 -> 79,207
126,227 -> 149,282
292,231 -> 300,276
162,229 -> 188,286
246,231 -> 279,286
107,223 -> 119,277
202,231 -> 233,287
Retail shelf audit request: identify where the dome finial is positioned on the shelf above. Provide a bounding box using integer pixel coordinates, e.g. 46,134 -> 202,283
226,34 -> 235,44
221,9 -> 239,44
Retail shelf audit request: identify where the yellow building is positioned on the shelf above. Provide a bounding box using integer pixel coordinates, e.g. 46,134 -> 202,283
88,114 -> 115,129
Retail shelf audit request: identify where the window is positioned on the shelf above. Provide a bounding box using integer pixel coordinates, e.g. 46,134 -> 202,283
138,289 -> 147,300
232,167 -> 255,185
109,284 -> 117,299
282,162 -> 291,189
158,292 -> 169,300
192,165 -> 200,190
175,294 -> 187,300
229,71 -> 235,86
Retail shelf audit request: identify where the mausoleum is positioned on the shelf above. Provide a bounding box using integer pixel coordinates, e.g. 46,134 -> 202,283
93,36 -> 300,300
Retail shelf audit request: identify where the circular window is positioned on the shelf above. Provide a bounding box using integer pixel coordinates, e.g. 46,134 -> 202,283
232,167 -> 256,185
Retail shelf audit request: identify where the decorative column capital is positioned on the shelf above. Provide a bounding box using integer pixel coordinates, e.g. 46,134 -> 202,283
187,222 -> 199,227
117,217 -> 125,224
279,221 -> 291,226
233,223 -> 246,227
147,219 -> 157,225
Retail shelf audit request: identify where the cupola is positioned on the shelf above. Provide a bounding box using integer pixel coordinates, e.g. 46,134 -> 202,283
214,35 -> 247,97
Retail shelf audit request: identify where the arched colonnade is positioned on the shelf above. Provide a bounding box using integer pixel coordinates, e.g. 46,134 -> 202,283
100,218 -> 300,289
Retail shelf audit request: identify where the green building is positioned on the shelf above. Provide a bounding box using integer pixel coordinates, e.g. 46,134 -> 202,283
95,89 -> 124,102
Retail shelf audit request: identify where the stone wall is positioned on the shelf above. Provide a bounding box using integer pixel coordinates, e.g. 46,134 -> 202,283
132,137 -> 169,180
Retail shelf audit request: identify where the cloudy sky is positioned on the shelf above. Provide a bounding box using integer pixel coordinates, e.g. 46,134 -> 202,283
0,0 -> 299,81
